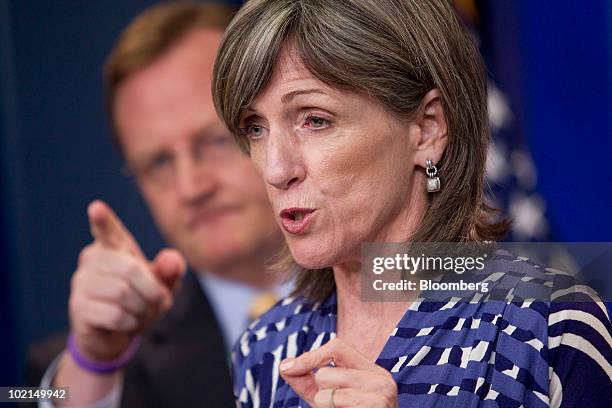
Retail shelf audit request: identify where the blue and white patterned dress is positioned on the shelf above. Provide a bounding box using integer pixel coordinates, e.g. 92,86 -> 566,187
233,250 -> 612,407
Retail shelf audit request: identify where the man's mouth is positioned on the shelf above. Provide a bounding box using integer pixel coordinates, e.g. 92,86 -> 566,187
279,208 -> 316,234
188,206 -> 241,229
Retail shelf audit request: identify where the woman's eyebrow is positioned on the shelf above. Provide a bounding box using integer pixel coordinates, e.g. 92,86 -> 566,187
281,89 -> 327,104
242,107 -> 261,118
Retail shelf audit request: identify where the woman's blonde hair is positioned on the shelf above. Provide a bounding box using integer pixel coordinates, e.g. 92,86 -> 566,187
213,0 -> 510,302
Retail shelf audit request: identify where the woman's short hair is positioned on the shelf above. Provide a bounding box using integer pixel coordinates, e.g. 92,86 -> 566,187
213,0 -> 510,302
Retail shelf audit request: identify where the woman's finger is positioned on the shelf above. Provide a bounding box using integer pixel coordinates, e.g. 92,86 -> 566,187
313,388 -> 337,408
279,370 -> 318,406
315,388 -> 395,407
280,338 -> 373,377
280,338 -> 393,406
314,366 -> 394,394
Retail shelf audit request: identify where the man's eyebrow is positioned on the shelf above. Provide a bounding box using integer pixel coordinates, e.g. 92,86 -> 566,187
194,123 -> 228,138
280,89 -> 327,104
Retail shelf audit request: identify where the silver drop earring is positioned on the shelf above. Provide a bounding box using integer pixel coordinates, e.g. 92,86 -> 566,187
426,159 -> 440,192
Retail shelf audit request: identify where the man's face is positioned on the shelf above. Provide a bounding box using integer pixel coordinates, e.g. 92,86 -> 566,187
113,28 -> 280,273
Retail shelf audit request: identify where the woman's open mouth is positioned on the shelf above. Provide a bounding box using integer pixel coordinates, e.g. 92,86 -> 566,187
279,208 -> 316,234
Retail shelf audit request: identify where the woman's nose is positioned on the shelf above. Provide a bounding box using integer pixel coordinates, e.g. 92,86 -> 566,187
263,135 -> 305,191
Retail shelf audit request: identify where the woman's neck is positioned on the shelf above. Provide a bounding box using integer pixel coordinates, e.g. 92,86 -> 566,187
330,178 -> 426,359
333,262 -> 413,361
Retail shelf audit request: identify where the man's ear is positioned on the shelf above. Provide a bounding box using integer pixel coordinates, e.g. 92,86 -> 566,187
412,89 -> 448,168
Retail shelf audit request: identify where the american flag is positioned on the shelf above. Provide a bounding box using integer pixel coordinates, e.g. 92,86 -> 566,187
454,0 -> 553,242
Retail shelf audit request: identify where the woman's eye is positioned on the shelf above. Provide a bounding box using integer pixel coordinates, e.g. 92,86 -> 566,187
305,116 -> 330,129
246,125 -> 265,140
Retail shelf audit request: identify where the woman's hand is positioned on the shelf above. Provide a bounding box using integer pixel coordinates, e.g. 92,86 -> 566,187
279,338 -> 398,407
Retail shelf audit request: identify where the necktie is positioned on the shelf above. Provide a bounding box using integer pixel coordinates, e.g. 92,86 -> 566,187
248,292 -> 279,322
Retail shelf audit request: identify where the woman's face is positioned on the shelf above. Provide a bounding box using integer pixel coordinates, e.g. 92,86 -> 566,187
241,48 -> 429,268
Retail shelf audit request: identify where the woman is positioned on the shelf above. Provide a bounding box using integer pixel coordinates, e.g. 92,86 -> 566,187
213,0 -> 612,407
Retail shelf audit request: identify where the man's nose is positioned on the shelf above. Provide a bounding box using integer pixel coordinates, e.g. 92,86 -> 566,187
263,134 -> 305,191
175,155 -> 217,202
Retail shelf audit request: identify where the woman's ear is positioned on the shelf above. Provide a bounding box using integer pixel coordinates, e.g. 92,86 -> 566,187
412,89 -> 448,168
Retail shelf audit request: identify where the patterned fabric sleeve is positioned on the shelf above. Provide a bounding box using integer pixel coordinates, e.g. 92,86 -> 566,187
232,320 -> 259,408
548,298 -> 612,407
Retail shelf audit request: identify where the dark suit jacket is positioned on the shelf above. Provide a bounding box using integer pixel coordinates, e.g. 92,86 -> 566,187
27,272 -> 235,407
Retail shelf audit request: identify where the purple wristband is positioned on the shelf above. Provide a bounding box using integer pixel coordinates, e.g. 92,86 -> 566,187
67,334 -> 141,374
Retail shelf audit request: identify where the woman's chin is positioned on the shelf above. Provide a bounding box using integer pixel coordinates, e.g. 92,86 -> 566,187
292,255 -> 331,270
288,243 -> 336,270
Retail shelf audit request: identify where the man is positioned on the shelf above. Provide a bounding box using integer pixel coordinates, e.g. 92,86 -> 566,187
29,2 -> 287,406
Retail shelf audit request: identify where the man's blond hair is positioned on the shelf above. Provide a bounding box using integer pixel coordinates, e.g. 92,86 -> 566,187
105,1 -> 236,148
